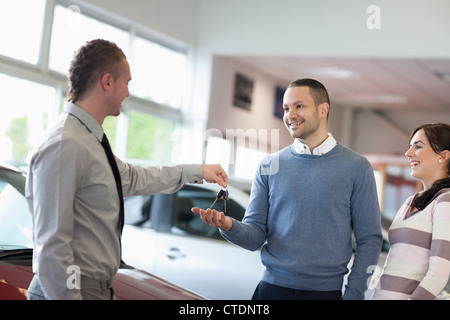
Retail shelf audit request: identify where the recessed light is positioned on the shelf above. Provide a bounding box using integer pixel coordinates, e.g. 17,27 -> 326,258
308,67 -> 359,79
339,93 -> 407,104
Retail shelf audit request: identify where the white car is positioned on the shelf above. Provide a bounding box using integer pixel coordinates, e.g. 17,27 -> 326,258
121,183 -> 263,300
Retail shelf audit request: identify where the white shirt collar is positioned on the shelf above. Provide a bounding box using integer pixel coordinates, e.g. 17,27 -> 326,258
293,133 -> 337,155
64,101 -> 104,142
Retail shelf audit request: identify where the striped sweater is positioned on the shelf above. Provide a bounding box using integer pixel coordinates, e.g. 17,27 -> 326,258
372,188 -> 450,300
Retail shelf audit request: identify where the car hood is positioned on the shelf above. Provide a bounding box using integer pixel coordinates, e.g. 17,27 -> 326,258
113,267 -> 205,300
0,249 -> 204,300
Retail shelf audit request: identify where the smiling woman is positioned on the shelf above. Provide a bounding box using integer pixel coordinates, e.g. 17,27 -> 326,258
405,123 -> 450,208
372,123 -> 450,300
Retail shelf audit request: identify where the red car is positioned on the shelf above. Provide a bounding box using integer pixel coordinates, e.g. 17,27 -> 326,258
0,162 -> 203,300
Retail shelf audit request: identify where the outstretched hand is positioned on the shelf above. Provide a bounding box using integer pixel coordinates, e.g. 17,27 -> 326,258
202,164 -> 228,188
191,207 -> 233,231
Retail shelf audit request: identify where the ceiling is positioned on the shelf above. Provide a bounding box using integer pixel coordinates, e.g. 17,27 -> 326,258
233,55 -> 450,113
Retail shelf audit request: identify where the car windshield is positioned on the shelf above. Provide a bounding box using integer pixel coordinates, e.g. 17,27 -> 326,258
0,170 -> 33,251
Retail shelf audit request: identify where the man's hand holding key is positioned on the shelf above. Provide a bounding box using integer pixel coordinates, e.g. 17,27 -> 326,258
191,188 -> 233,231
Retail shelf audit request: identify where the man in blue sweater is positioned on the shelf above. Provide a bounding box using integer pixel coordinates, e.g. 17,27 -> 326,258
192,78 -> 382,300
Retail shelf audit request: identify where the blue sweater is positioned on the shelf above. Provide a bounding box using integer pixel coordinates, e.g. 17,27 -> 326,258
221,143 -> 382,299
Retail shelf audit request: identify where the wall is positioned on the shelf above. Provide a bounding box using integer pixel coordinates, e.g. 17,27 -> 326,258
84,0 -> 450,59
207,57 -> 291,151
207,57 -> 413,155
82,0 -> 200,47
197,0 -> 450,155
352,109 -> 410,154
197,0 -> 450,58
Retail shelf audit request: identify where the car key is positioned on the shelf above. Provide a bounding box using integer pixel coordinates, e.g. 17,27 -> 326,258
209,190 -> 222,209
209,188 -> 228,212
222,189 -> 228,213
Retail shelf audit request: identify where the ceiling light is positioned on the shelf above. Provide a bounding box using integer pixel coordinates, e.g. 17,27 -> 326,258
373,94 -> 407,104
308,67 -> 359,79
342,93 -> 407,104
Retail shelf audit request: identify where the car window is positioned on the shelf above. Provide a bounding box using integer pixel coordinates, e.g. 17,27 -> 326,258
124,195 -> 152,226
0,173 -> 33,250
171,186 -> 246,241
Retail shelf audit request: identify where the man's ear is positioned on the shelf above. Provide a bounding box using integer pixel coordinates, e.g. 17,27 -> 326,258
319,102 -> 330,118
100,73 -> 113,91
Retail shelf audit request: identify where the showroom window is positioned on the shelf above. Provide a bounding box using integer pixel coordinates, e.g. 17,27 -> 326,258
0,0 -> 187,165
50,4 -> 187,110
204,136 -> 268,180
204,136 -> 232,174
0,0 -> 46,65
234,145 -> 268,180
125,109 -> 175,164
49,4 -> 130,74
131,36 -> 187,108
0,73 -> 58,165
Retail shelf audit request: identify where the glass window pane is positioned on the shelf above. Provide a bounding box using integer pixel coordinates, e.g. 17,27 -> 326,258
0,73 -> 56,165
235,146 -> 268,180
131,37 -> 187,108
126,109 -> 174,163
102,116 -> 118,152
172,186 -> 222,240
124,195 -> 152,226
204,137 -> 231,173
0,0 -> 46,64
49,4 -> 129,74
0,174 -> 33,249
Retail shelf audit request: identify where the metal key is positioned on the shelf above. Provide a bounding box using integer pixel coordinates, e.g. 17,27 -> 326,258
209,188 -> 228,213
209,189 -> 224,209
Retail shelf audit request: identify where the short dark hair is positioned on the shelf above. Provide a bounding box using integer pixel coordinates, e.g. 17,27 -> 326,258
67,39 -> 126,103
287,78 -> 330,106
